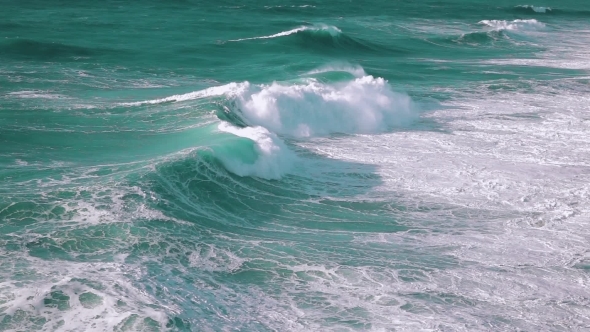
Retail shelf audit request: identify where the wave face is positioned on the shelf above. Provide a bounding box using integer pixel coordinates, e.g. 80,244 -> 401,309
215,122 -> 296,179
2,0 -> 590,331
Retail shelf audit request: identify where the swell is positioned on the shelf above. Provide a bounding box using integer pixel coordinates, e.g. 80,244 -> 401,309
0,39 -> 99,61
229,24 -> 402,55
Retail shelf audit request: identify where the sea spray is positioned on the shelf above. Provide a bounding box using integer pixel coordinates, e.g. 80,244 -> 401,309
230,76 -> 415,138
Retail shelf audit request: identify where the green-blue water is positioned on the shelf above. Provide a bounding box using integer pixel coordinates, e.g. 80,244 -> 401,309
2,1 -> 590,331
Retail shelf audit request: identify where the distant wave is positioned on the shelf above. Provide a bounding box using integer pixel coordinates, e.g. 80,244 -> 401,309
439,19 -> 546,46
229,24 -> 341,42
514,5 -> 552,13
510,5 -> 590,17
228,24 -> 400,55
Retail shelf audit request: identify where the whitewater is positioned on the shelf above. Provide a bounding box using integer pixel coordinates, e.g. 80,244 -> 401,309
1,0 -> 590,331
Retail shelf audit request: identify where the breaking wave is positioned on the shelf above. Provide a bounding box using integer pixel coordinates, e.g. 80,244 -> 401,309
124,68 -> 416,179
228,24 -> 397,54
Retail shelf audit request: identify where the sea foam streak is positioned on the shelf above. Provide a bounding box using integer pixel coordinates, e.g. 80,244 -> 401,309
120,82 -> 246,106
229,24 -> 341,42
8,90 -> 69,99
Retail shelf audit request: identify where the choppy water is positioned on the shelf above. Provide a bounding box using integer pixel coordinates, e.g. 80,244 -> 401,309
1,1 -> 590,331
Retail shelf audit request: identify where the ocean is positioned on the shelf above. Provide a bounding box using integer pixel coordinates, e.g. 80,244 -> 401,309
1,0 -> 589,330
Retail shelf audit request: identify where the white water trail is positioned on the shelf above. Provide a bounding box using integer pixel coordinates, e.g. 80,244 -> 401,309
120,82 -> 247,106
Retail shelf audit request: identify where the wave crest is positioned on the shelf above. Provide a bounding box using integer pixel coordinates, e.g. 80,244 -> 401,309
226,76 -> 415,138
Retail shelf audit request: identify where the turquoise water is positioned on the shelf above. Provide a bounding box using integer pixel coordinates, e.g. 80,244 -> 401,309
2,1 -> 590,330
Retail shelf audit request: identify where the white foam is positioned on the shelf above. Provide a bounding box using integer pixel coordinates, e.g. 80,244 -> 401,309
0,258 -> 170,332
229,24 -> 341,42
479,19 -> 546,31
299,80 -> 590,224
232,76 -> 416,138
217,122 -> 297,180
291,81 -> 590,329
